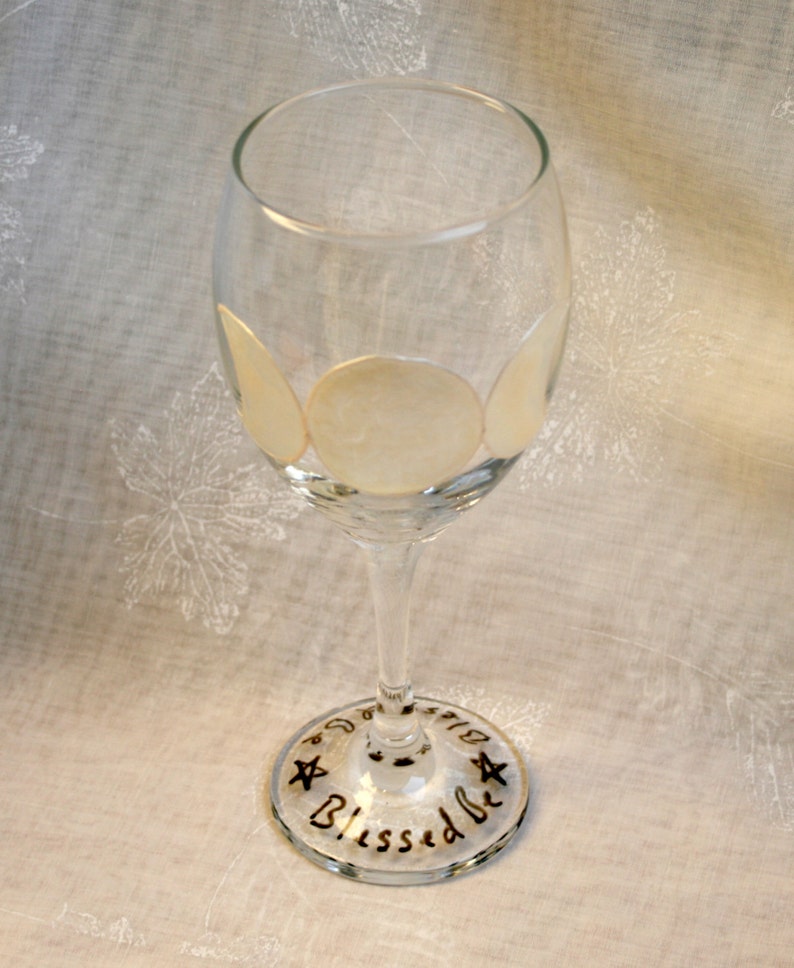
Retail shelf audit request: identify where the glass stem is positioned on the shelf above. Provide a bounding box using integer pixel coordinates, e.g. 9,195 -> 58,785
364,540 -> 425,752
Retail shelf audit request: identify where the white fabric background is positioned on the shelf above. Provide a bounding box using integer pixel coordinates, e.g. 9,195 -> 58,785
1,0 -> 792,965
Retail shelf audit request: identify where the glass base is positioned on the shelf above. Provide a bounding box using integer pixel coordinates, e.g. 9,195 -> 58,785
270,697 -> 529,885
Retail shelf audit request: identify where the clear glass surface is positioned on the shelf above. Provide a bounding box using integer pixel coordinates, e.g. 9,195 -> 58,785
213,78 -> 571,883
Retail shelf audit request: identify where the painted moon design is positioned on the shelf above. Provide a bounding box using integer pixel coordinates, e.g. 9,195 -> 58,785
306,356 -> 483,495
484,337 -> 547,458
218,305 -> 307,463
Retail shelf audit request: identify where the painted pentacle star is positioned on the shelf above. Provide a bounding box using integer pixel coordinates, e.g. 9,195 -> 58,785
520,208 -> 721,486
111,365 -> 302,634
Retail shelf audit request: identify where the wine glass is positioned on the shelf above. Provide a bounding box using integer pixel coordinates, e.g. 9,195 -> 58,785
213,78 -> 570,884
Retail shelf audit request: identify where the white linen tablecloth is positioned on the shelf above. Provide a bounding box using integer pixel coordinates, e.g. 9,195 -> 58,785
1,1 -> 792,965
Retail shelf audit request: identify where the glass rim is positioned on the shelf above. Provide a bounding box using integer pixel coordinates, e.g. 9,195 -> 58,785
230,77 -> 552,247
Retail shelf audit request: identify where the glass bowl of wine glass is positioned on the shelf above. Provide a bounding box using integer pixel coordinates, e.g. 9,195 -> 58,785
213,78 -> 570,884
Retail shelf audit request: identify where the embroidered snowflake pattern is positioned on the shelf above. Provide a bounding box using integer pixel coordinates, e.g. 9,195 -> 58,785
520,208 -> 725,486
728,675 -> 794,832
0,199 -> 28,297
53,903 -> 146,947
111,365 -> 302,635
771,85 -> 794,124
179,932 -> 281,966
0,125 -> 42,299
621,629 -> 794,833
275,0 -> 426,76
0,124 -> 44,183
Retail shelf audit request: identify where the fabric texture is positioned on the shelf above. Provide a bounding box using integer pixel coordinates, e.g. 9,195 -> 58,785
1,0 -> 792,965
